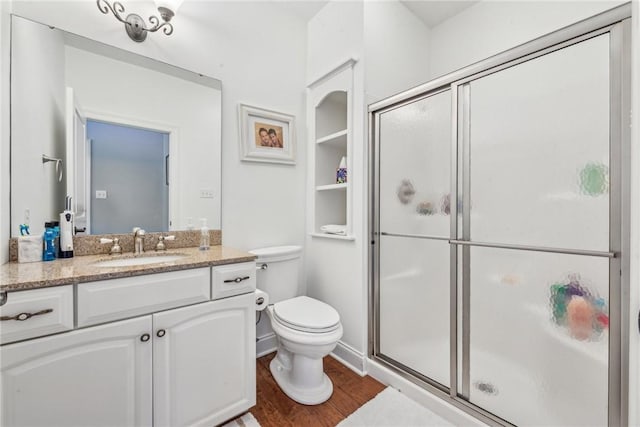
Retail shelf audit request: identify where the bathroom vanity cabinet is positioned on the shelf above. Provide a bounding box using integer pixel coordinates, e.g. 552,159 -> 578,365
0,261 -> 256,427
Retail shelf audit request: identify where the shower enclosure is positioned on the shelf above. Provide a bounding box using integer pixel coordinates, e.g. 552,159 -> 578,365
369,6 -> 631,426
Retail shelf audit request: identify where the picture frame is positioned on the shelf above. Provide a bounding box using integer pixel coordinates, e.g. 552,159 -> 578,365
238,103 -> 296,165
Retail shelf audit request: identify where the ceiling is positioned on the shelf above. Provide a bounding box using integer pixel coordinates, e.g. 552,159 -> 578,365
400,0 -> 479,28
272,0 -> 329,21
273,0 -> 478,28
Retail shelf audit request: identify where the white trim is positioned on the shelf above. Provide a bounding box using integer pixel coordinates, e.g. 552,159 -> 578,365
307,58 -> 358,89
310,233 -> 355,241
365,358 -> 485,427
629,1 -> 640,425
330,340 -> 366,376
82,109 -> 180,232
316,183 -> 347,191
256,332 -> 277,358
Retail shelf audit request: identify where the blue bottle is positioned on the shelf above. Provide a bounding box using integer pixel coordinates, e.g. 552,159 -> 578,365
43,222 -> 56,261
51,221 -> 60,258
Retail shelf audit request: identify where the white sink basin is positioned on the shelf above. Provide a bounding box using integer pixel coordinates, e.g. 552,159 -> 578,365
92,254 -> 187,268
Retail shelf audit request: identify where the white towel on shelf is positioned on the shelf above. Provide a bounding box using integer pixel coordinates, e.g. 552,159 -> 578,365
320,224 -> 347,235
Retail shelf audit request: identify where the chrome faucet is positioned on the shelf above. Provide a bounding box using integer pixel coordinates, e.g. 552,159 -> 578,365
133,227 -> 146,254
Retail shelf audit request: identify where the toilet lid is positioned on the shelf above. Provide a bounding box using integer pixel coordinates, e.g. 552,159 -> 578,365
273,296 -> 340,333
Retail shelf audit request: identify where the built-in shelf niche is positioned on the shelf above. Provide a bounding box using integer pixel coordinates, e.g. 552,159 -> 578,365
316,92 -> 347,140
308,59 -> 355,240
315,188 -> 346,229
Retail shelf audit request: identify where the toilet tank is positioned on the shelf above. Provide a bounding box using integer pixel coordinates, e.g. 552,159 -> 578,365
249,246 -> 302,304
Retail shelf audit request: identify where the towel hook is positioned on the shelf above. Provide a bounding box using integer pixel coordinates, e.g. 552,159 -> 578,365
42,155 -> 63,182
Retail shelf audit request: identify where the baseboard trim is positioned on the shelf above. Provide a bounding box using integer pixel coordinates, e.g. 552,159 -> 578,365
330,341 -> 366,376
365,359 -> 484,426
256,333 -> 277,358
257,335 -> 367,379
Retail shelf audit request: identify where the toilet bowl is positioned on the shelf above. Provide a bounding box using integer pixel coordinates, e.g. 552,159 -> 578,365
267,296 -> 343,404
250,246 -> 343,405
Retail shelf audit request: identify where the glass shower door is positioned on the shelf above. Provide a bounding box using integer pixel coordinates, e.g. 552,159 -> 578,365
461,34 -> 612,426
377,90 -> 452,388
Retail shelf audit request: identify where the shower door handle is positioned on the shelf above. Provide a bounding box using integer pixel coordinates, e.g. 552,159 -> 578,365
448,239 -> 616,258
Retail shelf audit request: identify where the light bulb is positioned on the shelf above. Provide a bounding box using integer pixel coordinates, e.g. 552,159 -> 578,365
154,0 -> 184,21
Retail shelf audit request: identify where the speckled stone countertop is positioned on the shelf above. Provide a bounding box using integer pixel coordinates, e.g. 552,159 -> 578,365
0,246 -> 256,292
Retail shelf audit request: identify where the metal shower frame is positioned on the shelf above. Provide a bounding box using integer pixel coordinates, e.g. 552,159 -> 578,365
368,4 -> 632,426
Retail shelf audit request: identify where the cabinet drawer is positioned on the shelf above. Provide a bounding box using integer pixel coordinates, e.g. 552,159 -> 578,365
211,262 -> 256,300
0,286 -> 74,345
77,268 -> 210,327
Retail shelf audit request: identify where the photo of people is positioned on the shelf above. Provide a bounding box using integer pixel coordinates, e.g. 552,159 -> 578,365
254,123 -> 284,149
240,104 -> 295,165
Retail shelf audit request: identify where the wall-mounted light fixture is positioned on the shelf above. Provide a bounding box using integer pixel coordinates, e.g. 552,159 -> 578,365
96,0 -> 184,43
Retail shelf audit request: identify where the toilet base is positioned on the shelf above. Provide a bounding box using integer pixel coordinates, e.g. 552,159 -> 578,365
269,355 -> 333,405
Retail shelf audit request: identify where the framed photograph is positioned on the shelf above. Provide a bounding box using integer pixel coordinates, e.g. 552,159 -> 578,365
238,104 -> 296,165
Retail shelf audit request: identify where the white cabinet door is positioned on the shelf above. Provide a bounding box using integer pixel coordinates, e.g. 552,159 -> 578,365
153,292 -> 256,427
1,316 -> 153,427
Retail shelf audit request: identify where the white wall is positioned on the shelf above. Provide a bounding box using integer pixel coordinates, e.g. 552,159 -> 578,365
11,15 -> 66,237
304,0 -> 432,362
0,1 -> 11,263
4,0 -> 308,253
364,0 -> 431,103
306,0 -> 367,356
428,0 -> 625,79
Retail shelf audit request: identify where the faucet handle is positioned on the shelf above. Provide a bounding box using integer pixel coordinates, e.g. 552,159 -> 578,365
155,235 -> 175,251
100,237 -> 122,255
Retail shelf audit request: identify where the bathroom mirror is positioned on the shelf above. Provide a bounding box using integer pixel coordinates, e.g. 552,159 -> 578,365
10,15 -> 222,236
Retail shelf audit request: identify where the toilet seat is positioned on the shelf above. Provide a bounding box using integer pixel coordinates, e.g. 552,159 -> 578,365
273,296 -> 341,334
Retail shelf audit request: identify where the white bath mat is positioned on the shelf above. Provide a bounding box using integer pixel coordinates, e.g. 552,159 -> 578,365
221,412 -> 261,427
337,387 -> 454,427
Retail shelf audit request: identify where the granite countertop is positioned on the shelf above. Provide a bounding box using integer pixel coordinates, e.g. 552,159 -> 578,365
0,246 -> 256,292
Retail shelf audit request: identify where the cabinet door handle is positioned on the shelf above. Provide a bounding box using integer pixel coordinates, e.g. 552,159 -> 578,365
224,276 -> 250,284
0,308 -> 53,321
140,333 -> 151,342
156,329 -> 166,338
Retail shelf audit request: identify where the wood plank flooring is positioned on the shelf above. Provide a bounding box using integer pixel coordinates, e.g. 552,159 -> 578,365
250,352 -> 386,427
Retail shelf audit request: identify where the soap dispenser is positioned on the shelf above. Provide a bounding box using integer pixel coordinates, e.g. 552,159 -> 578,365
199,218 -> 210,250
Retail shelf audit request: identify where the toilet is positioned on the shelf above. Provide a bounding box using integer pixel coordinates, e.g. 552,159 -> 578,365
250,245 -> 343,405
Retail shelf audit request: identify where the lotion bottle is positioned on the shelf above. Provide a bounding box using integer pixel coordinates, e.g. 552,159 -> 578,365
199,218 -> 210,250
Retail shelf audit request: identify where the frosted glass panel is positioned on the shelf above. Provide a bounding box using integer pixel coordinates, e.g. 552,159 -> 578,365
469,35 -> 609,251
468,247 -> 608,426
379,236 -> 450,387
379,91 -> 451,237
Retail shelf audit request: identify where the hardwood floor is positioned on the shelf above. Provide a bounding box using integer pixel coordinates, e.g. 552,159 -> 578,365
250,352 -> 386,427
